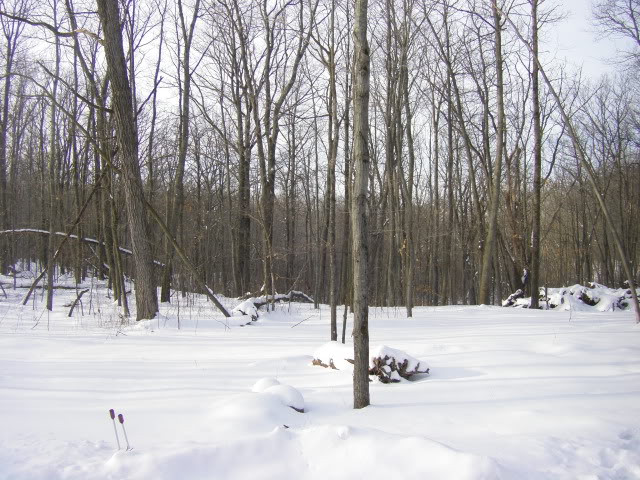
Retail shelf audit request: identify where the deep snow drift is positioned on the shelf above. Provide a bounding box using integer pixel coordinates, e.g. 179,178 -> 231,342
1,274 -> 639,479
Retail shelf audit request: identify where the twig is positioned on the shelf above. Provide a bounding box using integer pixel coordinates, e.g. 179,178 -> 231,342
291,316 -> 312,328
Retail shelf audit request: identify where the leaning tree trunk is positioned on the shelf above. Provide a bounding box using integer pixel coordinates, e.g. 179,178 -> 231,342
352,0 -> 371,410
96,0 -> 158,320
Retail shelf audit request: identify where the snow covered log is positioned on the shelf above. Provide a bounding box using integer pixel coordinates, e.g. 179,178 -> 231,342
312,342 -> 429,383
253,291 -> 314,308
502,289 -> 525,307
502,283 -> 634,312
369,346 -> 430,383
0,229 -> 164,266
232,291 -> 314,321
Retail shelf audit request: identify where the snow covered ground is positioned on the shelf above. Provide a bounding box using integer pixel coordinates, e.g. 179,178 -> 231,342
1,276 -> 639,479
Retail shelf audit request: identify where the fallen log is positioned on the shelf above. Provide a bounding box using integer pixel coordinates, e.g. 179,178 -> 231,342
2,283 -> 101,291
0,229 -> 164,266
232,291 -> 315,321
252,291 -> 314,308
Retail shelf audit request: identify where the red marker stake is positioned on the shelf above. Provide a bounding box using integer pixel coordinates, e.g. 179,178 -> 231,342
118,413 -> 131,451
109,409 -> 121,450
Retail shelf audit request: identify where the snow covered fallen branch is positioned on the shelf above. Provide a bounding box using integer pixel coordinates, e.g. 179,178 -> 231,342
0,229 -> 165,266
232,291 -> 315,321
312,342 -> 429,383
502,283 -> 635,312
368,346 -> 431,383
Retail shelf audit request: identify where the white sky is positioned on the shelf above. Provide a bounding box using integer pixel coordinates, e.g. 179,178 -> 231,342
549,0 -> 632,79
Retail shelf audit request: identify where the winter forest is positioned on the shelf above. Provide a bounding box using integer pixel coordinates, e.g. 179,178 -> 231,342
0,0 -> 637,318
1,0 -> 640,478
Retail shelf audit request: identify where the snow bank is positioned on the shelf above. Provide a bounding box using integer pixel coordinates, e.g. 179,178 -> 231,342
2,271 -> 639,480
9,421 -> 499,480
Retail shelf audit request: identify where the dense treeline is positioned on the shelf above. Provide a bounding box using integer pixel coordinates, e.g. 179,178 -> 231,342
0,0 -> 638,317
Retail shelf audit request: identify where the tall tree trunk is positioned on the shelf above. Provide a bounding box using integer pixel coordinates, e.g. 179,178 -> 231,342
529,0 -> 542,309
327,2 -> 339,340
352,0 -> 371,410
0,7 -> 24,275
478,0 -> 506,305
0,39 -> 12,275
146,0 -> 165,203
46,4 -> 61,312
161,0 -> 200,303
96,0 -> 158,320
400,30 -> 415,317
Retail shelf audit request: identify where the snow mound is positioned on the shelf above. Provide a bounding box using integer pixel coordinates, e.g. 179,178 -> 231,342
297,425 -> 501,480
312,341 -> 354,370
263,384 -> 305,413
250,378 -> 304,412
232,299 -> 259,320
208,392 -> 302,439
251,377 -> 281,393
313,342 -> 429,383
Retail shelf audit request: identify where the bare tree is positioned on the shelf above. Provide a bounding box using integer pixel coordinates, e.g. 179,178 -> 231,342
96,0 -> 159,320
478,0 -> 507,305
593,0 -> 640,65
0,0 -> 29,274
160,0 -> 201,303
352,0 -> 371,410
529,0 -> 542,308
501,4 -> 640,322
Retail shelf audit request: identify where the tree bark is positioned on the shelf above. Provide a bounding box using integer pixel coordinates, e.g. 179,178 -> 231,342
160,0 -> 200,303
96,0 -> 158,320
529,0 -> 542,309
46,5 -> 61,312
478,1 -> 506,305
352,0 -> 371,410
